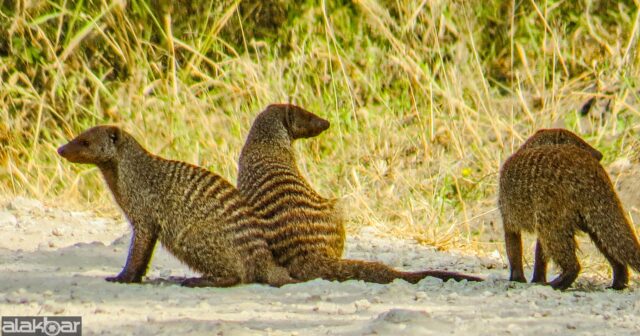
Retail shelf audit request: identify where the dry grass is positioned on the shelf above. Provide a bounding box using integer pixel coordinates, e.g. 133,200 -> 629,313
1,0 -> 640,280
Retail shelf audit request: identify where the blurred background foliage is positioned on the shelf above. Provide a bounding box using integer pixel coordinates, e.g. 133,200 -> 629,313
1,0 -> 639,250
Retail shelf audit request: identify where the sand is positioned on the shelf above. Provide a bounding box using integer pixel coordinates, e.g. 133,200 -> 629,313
1,196 -> 640,335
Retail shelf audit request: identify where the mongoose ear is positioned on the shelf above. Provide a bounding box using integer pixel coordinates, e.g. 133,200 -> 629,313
592,149 -> 604,161
283,105 -> 295,132
108,127 -> 120,145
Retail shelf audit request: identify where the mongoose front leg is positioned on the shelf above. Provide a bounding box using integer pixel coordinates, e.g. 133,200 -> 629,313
107,227 -> 157,283
531,239 -> 547,283
505,230 -> 526,283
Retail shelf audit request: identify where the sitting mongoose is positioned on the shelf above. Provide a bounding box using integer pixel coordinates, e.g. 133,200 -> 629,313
499,128 -> 640,290
237,104 -> 483,283
58,125 -> 296,287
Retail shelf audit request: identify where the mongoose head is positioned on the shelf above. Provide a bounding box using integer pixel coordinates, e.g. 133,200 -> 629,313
519,128 -> 603,161
57,125 -> 124,164
258,104 -> 330,140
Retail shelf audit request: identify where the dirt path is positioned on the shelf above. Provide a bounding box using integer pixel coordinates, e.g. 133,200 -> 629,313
1,197 -> 639,335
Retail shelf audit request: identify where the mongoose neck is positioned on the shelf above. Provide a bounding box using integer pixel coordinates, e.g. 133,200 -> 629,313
245,111 -> 293,146
97,134 -> 153,201
242,117 -> 295,163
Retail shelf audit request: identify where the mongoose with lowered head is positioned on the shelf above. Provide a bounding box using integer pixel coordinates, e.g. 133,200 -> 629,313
499,128 -> 640,290
237,104 -> 484,283
58,125 -> 296,287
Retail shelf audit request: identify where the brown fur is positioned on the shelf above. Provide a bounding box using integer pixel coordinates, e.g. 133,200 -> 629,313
238,104 -> 483,283
58,126 -> 295,287
499,128 -> 640,290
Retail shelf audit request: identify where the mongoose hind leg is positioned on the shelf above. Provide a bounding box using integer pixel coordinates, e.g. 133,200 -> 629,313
107,228 -> 158,284
540,232 -> 580,290
504,230 -> 526,283
531,239 -> 548,283
585,231 -> 629,290
181,276 -> 241,288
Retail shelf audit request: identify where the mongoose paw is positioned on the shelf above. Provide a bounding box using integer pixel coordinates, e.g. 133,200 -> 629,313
530,275 -> 546,284
548,276 -> 574,291
105,273 -> 142,283
509,275 -> 527,283
268,277 -> 300,287
606,283 -> 628,290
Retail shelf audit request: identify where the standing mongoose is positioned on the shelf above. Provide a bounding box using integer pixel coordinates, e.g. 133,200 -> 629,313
58,125 -> 296,287
237,103 -> 484,283
499,128 -> 640,290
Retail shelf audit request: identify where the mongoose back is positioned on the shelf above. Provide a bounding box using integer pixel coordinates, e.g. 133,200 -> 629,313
499,128 -> 640,290
237,104 -> 483,283
58,125 -> 295,287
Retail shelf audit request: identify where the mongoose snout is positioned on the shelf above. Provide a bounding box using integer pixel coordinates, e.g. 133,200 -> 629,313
57,141 -> 87,163
57,126 -> 120,164
269,103 -> 330,139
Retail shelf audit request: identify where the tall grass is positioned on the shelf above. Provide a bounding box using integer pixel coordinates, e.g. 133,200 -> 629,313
1,0 -> 639,258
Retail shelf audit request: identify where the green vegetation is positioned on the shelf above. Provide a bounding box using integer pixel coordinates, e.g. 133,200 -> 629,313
1,0 -> 639,253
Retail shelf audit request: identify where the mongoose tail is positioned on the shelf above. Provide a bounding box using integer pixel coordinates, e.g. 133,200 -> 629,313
289,257 -> 483,283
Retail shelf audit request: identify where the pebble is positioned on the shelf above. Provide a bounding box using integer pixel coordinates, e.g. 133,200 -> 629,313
8,197 -> 44,212
414,291 -> 428,300
354,299 -> 371,312
0,211 -> 17,226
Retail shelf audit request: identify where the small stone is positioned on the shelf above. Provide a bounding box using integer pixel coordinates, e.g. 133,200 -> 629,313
354,299 -> 371,312
414,291 -> 428,300
51,228 -> 64,236
8,197 -> 44,212
0,212 -> 17,226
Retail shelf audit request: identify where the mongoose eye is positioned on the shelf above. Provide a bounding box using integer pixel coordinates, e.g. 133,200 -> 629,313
81,140 -> 90,147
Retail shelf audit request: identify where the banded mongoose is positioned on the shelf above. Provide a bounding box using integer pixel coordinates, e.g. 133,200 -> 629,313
499,128 -> 640,290
237,104 -> 484,283
58,125 -> 296,287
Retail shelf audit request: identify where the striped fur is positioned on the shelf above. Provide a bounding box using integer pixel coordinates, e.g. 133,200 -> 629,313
499,128 -> 640,290
58,125 -> 295,287
238,104 -> 483,283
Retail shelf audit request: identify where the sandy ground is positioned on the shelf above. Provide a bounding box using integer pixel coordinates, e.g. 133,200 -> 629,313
1,196 -> 640,335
